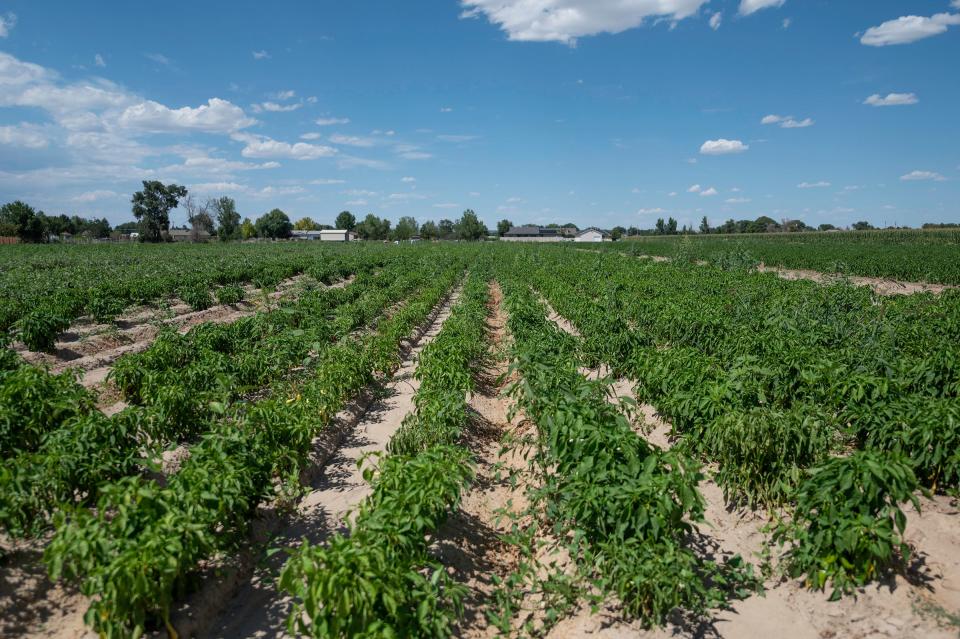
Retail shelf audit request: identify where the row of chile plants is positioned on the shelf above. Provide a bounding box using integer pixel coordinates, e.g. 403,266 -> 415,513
279,266 -> 493,637
527,246 -> 944,599
3,254 -> 465,636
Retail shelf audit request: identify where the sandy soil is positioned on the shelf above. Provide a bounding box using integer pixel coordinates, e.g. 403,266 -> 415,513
541,306 -> 960,639
199,286 -> 462,639
432,281 -> 534,639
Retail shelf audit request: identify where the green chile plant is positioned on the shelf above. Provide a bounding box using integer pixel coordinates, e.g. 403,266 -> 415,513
45,261 -> 465,638
281,269 -> 490,637
773,451 -> 923,599
499,274 -> 758,629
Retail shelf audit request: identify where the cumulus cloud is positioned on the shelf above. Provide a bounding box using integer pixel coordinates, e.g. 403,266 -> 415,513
94,54 -> 106,68
0,123 -> 50,148
900,170 -> 946,181
72,189 -> 118,202
797,181 -> 831,188
864,92 -> 918,107
687,184 -> 702,193
329,134 -> 378,148
739,0 -> 785,16
860,13 -> 960,46
700,139 -> 749,155
459,0 -> 710,45
0,12 -> 15,37
433,202 -> 461,209
762,114 -> 814,128
232,132 -> 337,160
251,101 -> 302,113
437,134 -> 480,142
709,12 -> 722,30
119,98 -> 256,133
726,197 -> 751,203
401,176 -> 416,183
315,116 -> 350,126
273,89 -> 296,100
300,132 -> 322,140
699,187 -> 719,197
252,50 -> 271,60
144,52 -> 172,66
310,178 -> 345,185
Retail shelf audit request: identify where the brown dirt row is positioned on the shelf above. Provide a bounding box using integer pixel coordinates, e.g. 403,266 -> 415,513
542,308 -> 960,638
1,282 -> 458,639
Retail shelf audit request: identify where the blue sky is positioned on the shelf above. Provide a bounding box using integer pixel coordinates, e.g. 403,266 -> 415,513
0,0 -> 958,230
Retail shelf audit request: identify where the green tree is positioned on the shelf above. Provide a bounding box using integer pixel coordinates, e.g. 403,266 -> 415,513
0,201 -> 48,243
255,208 -> 293,239
699,216 -> 710,234
131,181 -> 187,242
655,218 -> 666,235
497,219 -> 513,237
420,220 -> 438,240
240,217 -> 257,239
294,217 -> 321,231
335,211 -> 356,231
213,197 -> 241,241
611,226 -> 626,241
852,220 -> 874,231
437,219 -> 455,239
667,217 -> 678,235
393,216 -> 418,241
456,209 -> 486,241
818,223 -> 836,232
357,214 -> 391,240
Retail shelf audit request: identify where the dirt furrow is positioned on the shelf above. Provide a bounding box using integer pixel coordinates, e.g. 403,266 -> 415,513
199,285 -> 462,639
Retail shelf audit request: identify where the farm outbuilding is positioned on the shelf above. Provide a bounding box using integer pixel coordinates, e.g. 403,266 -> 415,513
574,228 -> 611,242
502,226 -> 567,242
292,230 -> 357,241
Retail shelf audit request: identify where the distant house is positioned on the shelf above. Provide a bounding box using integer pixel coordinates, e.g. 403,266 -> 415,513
292,229 -> 357,241
502,226 -> 566,242
559,227 -> 579,239
574,228 -> 611,243
168,229 -> 211,242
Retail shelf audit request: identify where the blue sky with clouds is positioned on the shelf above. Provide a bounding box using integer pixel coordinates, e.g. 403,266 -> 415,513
0,0 -> 958,230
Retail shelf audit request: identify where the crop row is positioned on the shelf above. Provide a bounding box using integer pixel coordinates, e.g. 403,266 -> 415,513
279,266 -> 492,638
43,259 -> 466,638
523,247 -> 946,596
496,271 -> 758,627
0,250 -> 457,539
0,241 -> 369,351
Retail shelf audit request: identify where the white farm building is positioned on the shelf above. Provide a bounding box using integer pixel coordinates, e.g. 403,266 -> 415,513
573,228 -> 611,242
292,230 -> 358,241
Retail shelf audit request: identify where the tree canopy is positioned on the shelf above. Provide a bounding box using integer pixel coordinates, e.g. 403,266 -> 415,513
255,208 -> 293,239
131,181 -> 187,242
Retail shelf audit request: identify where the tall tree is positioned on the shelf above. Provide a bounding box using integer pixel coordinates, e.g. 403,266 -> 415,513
240,217 -> 257,239
437,219 -> 455,239
611,226 -> 626,241
356,214 -> 391,240
255,208 -> 293,239
393,216 -> 418,241
335,211 -> 356,231
497,219 -> 513,237
420,220 -> 438,240
655,218 -> 666,235
699,216 -> 710,234
294,217 -> 322,231
213,197 -> 240,241
0,201 -> 48,243
131,181 -> 187,242
183,195 -> 214,241
456,210 -> 487,241
667,217 -> 678,235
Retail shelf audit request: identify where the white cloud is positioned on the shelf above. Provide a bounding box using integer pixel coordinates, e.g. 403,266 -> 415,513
433,202 -> 460,209
709,12 -> 722,30
440,106 -> 453,112
345,199 -> 368,206
700,138 -> 749,155
144,52 -> 172,66
310,178 -> 345,185
861,13 -> 960,46
273,89 -> 296,100
637,207 -> 667,214
699,187 -> 718,197
251,101 -> 302,113
864,92 -> 918,107
725,197 -> 751,203
739,0 -> 785,16
387,192 -> 427,201
0,123 -> 50,148
315,117 -> 350,126
0,12 -> 15,38
900,170 -> 946,182
687,184 -> 702,193
668,191 -> 678,196
460,0 -> 710,45
72,189 -> 118,202
0,52 -> 51,87
94,54 -> 106,68
252,50 -> 271,60
300,132 -> 322,140
797,181 -> 831,188
329,133 -> 377,148
762,114 -> 814,128
401,176 -> 416,183
782,18 -> 792,29
232,132 -> 337,160
119,98 -> 255,133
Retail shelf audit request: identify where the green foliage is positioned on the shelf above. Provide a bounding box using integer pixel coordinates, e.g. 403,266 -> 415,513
215,283 -> 245,305
254,208 -> 293,239
178,282 -> 213,311
335,210 -> 356,231
0,367 -> 95,455
131,181 -> 188,243
773,451 -> 922,599
15,308 -> 72,351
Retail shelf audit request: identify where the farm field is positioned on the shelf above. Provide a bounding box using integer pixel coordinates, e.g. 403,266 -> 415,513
611,229 -> 960,286
1,241 -> 959,639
